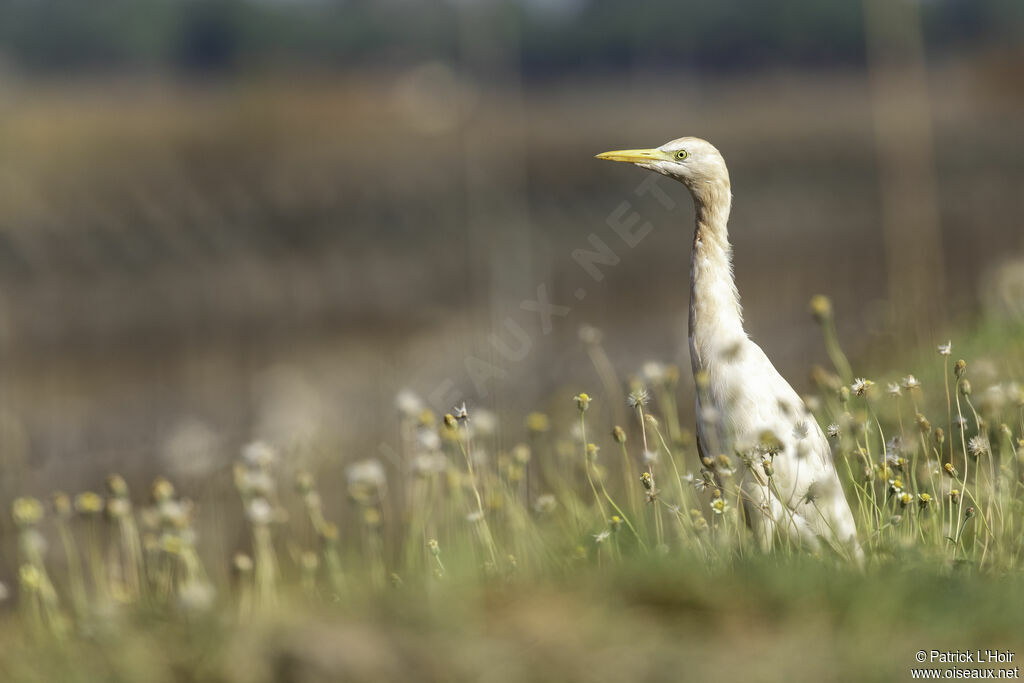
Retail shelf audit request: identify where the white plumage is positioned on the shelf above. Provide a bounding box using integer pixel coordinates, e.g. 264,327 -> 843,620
598,137 -> 862,562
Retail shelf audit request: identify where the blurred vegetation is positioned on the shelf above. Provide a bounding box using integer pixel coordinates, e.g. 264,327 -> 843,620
0,311 -> 1022,681
0,0 -> 1022,75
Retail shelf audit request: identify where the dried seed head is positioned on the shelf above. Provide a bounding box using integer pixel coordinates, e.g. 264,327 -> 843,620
627,388 -> 650,409
937,341 -> 952,356
916,413 -> 932,434
612,426 -> 627,444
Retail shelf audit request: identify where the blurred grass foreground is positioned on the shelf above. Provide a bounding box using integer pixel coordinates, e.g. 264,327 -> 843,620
1,311 -> 1023,682
1,1 -> 1024,682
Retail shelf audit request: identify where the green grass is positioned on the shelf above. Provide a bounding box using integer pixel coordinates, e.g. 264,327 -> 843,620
2,305 -> 1024,682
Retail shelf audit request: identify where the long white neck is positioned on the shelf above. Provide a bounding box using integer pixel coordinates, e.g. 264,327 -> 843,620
688,180 -> 745,376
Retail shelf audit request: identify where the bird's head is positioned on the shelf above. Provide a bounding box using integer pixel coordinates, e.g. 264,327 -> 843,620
596,137 -> 729,199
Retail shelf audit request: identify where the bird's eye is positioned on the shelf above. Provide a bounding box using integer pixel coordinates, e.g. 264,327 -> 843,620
675,150 -> 689,160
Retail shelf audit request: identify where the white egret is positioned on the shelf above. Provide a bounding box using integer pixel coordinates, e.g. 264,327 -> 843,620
597,138 -> 861,561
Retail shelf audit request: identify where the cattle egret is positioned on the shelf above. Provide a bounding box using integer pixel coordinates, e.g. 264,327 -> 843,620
597,138 -> 862,562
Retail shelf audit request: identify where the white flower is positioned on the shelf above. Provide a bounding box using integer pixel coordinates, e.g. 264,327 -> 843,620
237,469 -> 275,498
642,362 -> 666,384
417,427 -> 441,452
826,423 -> 841,438
346,459 -> 387,489
886,382 -> 902,397
160,418 -> 220,479
792,421 -> 809,440
472,409 -> 498,436
980,385 -> 1007,414
241,441 -> 277,469
412,452 -> 448,476
452,402 -> 469,421
578,325 -> 602,345
466,510 -> 484,523
177,580 -> 216,612
570,422 -> 586,443
885,436 -> 903,464
395,389 -> 424,418
694,471 -> 715,492
710,498 -> 727,514
642,449 -> 659,465
245,498 -> 273,525
533,494 -> 557,514
593,530 -> 611,543
158,499 -> 189,527
901,375 -> 921,391
937,341 -> 952,356
851,378 -> 874,397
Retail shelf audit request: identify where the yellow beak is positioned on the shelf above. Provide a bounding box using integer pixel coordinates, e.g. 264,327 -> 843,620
595,148 -> 662,163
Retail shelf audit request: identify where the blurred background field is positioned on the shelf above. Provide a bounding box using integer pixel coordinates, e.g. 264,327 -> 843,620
0,0 -> 1021,490
0,1 -> 1023,680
